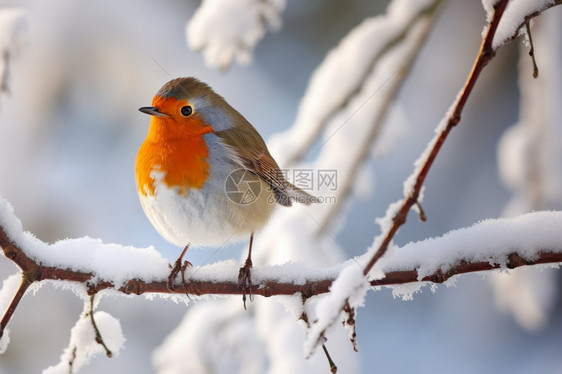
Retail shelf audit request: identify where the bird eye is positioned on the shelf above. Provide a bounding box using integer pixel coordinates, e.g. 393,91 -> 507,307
180,106 -> 193,117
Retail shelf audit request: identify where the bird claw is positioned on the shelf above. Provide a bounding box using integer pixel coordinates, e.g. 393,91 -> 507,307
167,259 -> 193,292
167,252 -> 192,292
238,258 -> 253,309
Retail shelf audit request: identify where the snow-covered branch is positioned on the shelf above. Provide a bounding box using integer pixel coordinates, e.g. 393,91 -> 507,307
1,1 -> 562,371
2,190 -> 562,356
4,214 -> 560,298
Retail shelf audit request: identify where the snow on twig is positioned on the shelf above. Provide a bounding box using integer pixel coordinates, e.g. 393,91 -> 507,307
43,308 -> 125,374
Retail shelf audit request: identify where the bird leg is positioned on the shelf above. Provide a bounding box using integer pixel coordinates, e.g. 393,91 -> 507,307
238,233 -> 254,309
168,244 -> 192,291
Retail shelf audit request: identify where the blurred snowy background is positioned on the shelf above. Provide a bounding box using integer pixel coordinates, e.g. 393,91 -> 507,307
0,0 -> 562,373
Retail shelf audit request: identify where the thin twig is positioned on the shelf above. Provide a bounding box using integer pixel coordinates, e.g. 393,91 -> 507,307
0,275 -> 30,339
300,296 -> 338,373
0,224 -> 40,338
322,344 -> 338,374
88,294 -> 112,358
524,20 -> 539,78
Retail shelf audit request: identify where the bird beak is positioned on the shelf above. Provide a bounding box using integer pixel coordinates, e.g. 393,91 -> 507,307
139,106 -> 170,118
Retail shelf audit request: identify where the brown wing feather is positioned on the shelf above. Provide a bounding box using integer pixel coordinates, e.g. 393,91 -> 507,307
216,124 -> 315,206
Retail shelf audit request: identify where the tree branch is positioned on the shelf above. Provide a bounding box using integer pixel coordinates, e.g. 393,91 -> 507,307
362,0 -> 510,276
1,1 -> 561,360
2,217 -> 562,339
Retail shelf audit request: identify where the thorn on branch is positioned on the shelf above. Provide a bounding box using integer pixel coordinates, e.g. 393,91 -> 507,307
524,20 -> 539,78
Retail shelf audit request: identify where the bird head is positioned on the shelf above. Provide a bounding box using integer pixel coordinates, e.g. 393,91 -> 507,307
139,77 -> 235,140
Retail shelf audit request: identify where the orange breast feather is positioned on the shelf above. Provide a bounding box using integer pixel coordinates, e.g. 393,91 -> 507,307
136,114 -> 213,196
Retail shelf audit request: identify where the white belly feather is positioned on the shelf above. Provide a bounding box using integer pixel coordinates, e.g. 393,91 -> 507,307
138,134 -> 276,248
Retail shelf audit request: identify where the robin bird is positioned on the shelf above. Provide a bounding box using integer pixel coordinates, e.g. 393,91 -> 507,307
136,77 -> 315,305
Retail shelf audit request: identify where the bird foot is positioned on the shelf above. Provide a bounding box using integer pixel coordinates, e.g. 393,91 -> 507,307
168,246 -> 192,292
238,258 -> 253,309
